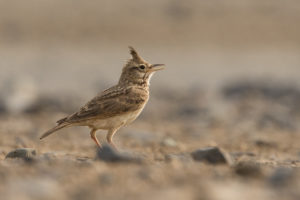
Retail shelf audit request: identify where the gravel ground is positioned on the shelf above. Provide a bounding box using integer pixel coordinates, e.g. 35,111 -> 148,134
1,82 -> 300,200
1,1 -> 300,199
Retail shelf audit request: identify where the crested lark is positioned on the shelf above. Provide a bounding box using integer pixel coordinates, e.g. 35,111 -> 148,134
40,47 -> 164,149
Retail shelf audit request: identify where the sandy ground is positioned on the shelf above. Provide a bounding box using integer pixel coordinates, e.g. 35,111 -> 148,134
1,79 -> 300,200
1,1 -> 300,200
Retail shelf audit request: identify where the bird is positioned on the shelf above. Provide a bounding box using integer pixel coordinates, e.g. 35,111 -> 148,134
40,46 -> 164,149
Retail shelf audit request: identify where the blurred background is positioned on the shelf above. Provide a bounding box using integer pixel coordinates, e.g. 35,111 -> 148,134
1,1 -> 300,200
1,0 -> 300,93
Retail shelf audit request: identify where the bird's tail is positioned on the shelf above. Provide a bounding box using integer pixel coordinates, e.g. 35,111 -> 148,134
40,123 -> 69,140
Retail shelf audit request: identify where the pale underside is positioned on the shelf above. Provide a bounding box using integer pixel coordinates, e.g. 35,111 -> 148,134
74,103 -> 146,130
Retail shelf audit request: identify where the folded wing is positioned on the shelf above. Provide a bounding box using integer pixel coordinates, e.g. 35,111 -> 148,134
57,86 -> 148,124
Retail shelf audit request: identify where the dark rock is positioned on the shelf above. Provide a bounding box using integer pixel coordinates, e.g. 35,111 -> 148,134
234,162 -> 262,178
269,167 -> 294,187
191,147 -> 231,164
96,144 -> 142,163
5,148 -> 36,161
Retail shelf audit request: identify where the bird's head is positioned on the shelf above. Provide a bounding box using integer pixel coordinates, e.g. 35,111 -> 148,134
119,46 -> 165,86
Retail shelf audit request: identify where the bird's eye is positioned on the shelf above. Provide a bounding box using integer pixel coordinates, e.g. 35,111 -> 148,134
139,65 -> 145,70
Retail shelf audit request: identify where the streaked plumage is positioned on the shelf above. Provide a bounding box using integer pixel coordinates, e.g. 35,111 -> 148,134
40,46 -> 164,149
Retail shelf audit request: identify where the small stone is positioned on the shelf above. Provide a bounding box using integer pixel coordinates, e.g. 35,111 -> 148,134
96,144 -> 142,163
5,148 -> 36,161
191,147 -> 232,165
161,137 -> 177,147
269,167 -> 294,187
234,162 -> 262,178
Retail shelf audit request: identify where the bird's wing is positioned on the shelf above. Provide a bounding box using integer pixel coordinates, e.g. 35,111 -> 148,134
57,86 -> 148,124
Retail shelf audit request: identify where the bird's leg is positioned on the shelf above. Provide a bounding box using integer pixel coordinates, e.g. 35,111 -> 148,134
106,128 -> 119,150
90,129 -> 101,148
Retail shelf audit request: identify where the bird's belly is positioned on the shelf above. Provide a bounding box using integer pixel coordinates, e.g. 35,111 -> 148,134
90,109 -> 143,130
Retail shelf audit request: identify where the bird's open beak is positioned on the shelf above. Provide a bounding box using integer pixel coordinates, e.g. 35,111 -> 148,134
149,64 -> 165,72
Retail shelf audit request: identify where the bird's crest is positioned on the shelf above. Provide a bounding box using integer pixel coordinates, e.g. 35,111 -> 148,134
129,46 -> 144,62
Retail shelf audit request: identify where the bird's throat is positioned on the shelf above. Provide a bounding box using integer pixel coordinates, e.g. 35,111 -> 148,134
119,76 -> 149,87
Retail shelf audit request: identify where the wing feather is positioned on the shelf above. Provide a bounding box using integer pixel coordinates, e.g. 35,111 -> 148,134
57,86 -> 148,124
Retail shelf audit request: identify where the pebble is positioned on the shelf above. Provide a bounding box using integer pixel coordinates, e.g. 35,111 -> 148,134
234,161 -> 262,178
5,148 -> 36,161
96,144 -> 142,163
191,147 -> 232,165
161,137 -> 177,147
